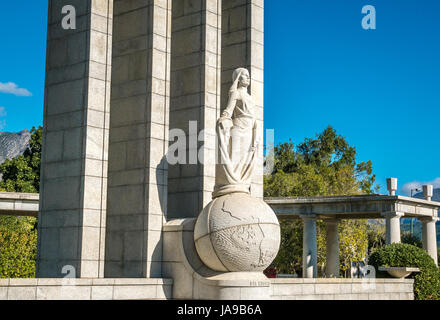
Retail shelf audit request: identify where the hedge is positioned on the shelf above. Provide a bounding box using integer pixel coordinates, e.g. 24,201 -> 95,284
369,243 -> 440,300
0,217 -> 37,278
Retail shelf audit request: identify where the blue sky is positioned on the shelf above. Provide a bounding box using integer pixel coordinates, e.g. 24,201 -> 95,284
0,2 -> 47,133
266,0 -> 440,194
0,1 -> 439,195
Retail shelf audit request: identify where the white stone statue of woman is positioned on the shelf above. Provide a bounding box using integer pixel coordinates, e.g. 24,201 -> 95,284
195,68 -> 280,274
213,67 -> 259,198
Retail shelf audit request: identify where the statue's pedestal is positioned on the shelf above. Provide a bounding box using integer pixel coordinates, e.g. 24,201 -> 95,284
162,218 -> 272,300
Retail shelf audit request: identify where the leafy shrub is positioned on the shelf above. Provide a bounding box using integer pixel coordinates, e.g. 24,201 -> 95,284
0,216 -> 37,278
369,243 -> 440,300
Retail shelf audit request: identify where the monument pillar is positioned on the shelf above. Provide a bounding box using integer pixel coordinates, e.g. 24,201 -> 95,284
222,0 -> 264,198
167,0 -> 222,219
167,0 -> 264,218
421,217 -> 438,265
104,0 -> 172,277
325,219 -> 340,278
383,212 -> 403,244
302,215 -> 317,278
37,0 -> 113,278
423,184 -> 433,202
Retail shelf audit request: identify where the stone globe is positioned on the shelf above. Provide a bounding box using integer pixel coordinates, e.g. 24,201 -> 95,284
194,192 -> 280,272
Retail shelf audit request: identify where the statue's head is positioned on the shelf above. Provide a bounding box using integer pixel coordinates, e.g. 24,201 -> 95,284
233,67 -> 250,88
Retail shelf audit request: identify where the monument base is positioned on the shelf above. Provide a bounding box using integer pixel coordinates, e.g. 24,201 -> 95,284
163,218 -> 272,299
163,218 -> 415,300
0,219 -> 414,300
0,278 -> 172,300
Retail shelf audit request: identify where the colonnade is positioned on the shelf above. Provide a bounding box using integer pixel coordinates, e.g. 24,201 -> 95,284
301,180 -> 438,278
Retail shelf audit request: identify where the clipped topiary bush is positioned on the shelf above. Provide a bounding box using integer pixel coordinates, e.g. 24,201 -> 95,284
369,243 -> 440,300
0,230 -> 37,278
0,216 -> 37,278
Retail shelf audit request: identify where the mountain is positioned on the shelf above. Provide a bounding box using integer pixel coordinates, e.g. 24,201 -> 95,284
413,189 -> 440,202
0,129 -> 31,164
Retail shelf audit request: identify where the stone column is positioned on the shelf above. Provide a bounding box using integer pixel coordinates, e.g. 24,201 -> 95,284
167,0 -> 222,219
386,177 -> 397,196
37,0 -> 113,278
421,217 -> 438,265
383,212 -> 403,244
302,215 -> 317,278
104,0 -> 171,277
222,0 -> 264,198
423,184 -> 433,201
325,219 -> 340,278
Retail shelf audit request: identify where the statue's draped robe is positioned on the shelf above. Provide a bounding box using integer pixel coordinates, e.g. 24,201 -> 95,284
213,90 -> 258,198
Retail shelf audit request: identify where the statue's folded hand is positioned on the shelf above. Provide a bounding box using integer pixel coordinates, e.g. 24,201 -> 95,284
218,116 -> 233,131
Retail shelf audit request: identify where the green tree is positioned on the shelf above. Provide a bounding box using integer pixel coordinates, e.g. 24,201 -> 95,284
338,220 -> 369,277
0,127 -> 41,278
272,220 -> 303,274
366,222 -> 386,253
265,126 -> 378,197
0,126 -> 42,193
265,126 -> 378,276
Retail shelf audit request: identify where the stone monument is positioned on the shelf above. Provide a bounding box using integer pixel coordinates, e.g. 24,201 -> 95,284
0,0 -> 417,301
32,0 -> 270,300
161,67 -> 279,300
194,68 -> 280,273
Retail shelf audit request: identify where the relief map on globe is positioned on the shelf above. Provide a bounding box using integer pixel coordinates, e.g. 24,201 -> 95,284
196,193 -> 280,272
